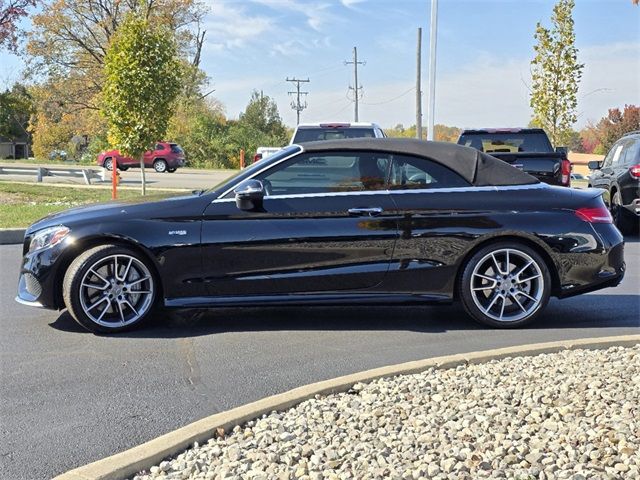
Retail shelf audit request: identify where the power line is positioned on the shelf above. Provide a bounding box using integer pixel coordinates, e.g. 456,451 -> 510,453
286,77 -> 310,125
344,46 -> 366,122
360,87 -> 415,106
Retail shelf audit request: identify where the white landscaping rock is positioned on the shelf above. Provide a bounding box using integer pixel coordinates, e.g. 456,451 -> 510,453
132,345 -> 640,480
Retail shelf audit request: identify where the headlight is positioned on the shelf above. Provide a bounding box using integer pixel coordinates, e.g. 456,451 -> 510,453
29,226 -> 71,253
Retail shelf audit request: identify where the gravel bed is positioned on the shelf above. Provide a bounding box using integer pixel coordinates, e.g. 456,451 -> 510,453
133,345 -> 640,480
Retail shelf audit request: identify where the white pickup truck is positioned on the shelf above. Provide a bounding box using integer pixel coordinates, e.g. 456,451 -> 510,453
252,122 -> 386,164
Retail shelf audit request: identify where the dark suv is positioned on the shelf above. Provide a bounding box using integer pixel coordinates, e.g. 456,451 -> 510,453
588,131 -> 640,234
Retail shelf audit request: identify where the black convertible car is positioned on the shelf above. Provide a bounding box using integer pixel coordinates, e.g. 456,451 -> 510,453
17,139 -> 625,333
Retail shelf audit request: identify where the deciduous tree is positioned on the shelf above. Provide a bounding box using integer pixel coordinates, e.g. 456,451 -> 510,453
26,0 -> 207,154
239,90 -> 288,144
0,0 -> 34,51
0,83 -> 33,141
588,105 -> 640,153
530,0 -> 583,147
102,13 -> 182,194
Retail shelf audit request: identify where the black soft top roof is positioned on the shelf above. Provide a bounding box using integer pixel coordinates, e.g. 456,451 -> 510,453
299,138 -> 539,187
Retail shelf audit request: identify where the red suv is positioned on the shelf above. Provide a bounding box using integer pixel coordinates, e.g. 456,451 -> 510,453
97,142 -> 186,173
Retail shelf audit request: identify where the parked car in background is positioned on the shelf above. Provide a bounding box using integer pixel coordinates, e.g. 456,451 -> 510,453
48,150 -> 68,161
97,142 -> 186,173
252,123 -> 385,167
290,122 -> 386,144
253,147 -> 282,164
17,139 -> 624,333
588,131 -> 640,234
457,128 -> 571,187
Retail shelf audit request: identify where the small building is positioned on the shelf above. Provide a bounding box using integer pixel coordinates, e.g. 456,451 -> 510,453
0,135 -> 30,159
568,152 -> 604,177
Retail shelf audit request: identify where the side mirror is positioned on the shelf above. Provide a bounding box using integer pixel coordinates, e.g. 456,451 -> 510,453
555,146 -> 568,155
234,179 -> 265,211
588,160 -> 602,170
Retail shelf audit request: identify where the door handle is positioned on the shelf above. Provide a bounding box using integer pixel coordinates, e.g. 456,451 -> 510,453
348,207 -> 383,217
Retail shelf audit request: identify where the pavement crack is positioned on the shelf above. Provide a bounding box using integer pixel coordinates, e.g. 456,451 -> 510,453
177,338 -> 201,390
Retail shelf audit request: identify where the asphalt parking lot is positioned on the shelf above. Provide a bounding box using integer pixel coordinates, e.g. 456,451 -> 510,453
0,237 -> 638,480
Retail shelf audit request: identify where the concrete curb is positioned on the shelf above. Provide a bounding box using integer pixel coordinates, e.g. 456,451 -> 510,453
54,334 -> 640,480
0,228 -> 25,245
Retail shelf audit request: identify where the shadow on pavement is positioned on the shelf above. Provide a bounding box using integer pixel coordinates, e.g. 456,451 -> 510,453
49,293 -> 639,338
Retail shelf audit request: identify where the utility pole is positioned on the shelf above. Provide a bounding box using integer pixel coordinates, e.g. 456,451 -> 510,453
416,28 -> 423,140
286,77 -> 310,125
344,47 -> 365,122
427,0 -> 438,141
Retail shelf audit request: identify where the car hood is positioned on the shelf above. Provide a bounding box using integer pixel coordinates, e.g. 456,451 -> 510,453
26,191 -> 207,235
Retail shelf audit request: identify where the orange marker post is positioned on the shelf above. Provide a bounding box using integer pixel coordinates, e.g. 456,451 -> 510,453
112,166 -> 118,199
240,149 -> 245,169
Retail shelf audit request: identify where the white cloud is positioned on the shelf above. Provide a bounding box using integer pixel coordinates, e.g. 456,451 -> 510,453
340,0 -> 366,9
202,2 -> 274,51
250,0 -> 337,32
577,42 -> 640,125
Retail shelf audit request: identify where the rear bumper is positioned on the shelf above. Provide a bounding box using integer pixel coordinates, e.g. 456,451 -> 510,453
556,223 -> 625,298
167,157 -> 185,168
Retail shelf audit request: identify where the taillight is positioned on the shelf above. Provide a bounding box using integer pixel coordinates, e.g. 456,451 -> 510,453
575,206 -> 612,223
253,153 -> 262,163
629,164 -> 640,179
561,159 -> 571,186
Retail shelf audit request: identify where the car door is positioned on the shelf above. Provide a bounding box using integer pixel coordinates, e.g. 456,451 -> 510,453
593,142 -> 624,190
142,144 -> 162,167
380,154 -> 476,295
201,150 -> 398,296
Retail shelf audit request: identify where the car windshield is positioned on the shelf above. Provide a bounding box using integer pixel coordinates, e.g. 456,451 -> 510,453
170,144 -> 184,154
207,145 -> 302,193
293,127 -> 376,143
459,132 -> 553,153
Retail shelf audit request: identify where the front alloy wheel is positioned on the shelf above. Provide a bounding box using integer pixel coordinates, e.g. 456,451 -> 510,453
460,243 -> 551,327
103,158 -> 113,171
63,245 -> 156,333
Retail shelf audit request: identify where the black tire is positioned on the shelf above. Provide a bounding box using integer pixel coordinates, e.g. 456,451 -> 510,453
119,166 -> 129,171
63,244 -> 158,333
459,242 -> 551,328
153,159 -> 168,173
103,157 -> 113,171
611,190 -> 638,235
167,168 -> 176,173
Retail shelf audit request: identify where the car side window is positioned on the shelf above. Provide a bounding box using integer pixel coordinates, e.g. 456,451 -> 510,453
388,154 -> 470,190
254,151 -> 391,196
612,141 -> 629,166
625,140 -> 640,165
155,144 -> 164,151
603,142 -> 623,167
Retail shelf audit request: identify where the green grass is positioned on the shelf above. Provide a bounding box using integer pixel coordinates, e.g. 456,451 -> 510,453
0,182 -> 176,228
0,157 -> 95,166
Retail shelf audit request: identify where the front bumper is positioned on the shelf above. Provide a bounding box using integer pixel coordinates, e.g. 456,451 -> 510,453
15,234 -> 70,310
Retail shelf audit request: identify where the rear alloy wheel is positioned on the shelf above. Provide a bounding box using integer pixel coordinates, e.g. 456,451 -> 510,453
459,243 -> 551,328
103,158 -> 113,171
153,159 -> 168,173
611,191 -> 637,235
63,245 -> 157,333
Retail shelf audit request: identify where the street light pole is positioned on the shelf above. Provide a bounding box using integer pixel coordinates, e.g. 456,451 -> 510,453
427,0 -> 438,141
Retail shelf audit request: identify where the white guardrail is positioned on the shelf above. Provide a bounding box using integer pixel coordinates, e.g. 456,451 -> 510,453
0,165 -> 104,185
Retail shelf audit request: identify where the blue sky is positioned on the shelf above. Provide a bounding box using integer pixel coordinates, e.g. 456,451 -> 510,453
1,0 -> 639,130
